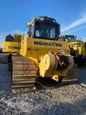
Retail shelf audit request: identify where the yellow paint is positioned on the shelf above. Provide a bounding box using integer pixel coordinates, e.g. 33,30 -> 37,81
20,37 -> 70,62
3,42 -> 20,53
3,34 -> 24,53
59,34 -> 86,56
68,41 -> 86,56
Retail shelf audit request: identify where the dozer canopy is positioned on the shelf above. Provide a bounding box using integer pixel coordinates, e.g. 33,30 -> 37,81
27,16 -> 60,40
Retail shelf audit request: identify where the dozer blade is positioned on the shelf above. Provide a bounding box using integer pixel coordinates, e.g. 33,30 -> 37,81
11,55 -> 37,88
61,64 -> 79,84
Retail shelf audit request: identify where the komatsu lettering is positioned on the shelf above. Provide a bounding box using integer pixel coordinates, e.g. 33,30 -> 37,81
34,41 -> 62,47
8,46 -> 20,49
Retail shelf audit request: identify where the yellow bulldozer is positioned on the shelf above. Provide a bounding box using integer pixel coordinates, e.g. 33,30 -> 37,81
7,16 -> 79,88
3,34 -> 24,69
59,34 -> 86,65
3,34 -> 24,53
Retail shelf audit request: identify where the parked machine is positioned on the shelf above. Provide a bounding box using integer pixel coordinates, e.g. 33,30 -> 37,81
8,16 -> 79,88
3,34 -> 24,69
3,34 -> 24,53
59,34 -> 86,65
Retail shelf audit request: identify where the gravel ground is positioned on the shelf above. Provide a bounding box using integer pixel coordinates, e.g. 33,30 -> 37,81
0,63 -> 86,115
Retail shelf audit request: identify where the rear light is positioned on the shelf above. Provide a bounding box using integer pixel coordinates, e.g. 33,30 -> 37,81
4,48 -> 6,50
67,50 -> 69,53
28,48 -> 30,50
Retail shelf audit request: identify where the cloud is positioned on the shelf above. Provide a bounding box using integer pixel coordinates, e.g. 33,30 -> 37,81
12,29 -> 27,35
13,29 -> 21,33
61,14 -> 86,32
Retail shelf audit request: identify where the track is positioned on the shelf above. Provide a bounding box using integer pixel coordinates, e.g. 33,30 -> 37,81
61,64 -> 79,84
11,55 -> 37,88
11,75 -> 79,93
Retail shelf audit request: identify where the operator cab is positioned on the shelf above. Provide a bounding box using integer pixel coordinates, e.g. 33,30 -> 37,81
5,34 -> 23,42
27,16 -> 60,40
5,34 -> 14,42
59,35 -> 77,42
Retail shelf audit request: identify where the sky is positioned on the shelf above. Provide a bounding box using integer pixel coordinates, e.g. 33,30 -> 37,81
0,0 -> 86,47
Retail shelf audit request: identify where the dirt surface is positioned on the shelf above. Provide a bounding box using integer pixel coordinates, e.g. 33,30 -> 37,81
0,63 -> 86,115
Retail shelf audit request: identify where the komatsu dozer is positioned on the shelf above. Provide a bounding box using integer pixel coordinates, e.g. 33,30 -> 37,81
3,34 -> 24,69
10,16 -> 79,88
3,34 -> 24,53
59,34 -> 86,65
